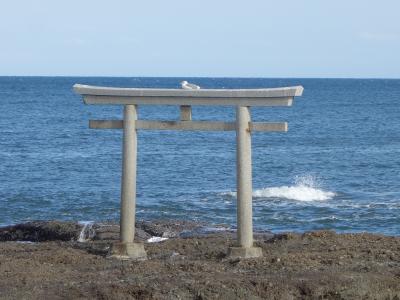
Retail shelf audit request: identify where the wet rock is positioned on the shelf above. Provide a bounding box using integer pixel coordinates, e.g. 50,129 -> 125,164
92,224 -> 151,241
0,221 -> 81,242
93,230 -> 119,241
269,232 -> 300,242
137,220 -> 205,238
0,220 -> 275,244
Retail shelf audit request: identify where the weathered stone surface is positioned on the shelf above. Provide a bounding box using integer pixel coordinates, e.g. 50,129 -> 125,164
227,246 -> 263,259
109,242 -> 147,260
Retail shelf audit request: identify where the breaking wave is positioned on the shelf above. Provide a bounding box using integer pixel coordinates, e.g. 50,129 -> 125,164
223,175 -> 335,202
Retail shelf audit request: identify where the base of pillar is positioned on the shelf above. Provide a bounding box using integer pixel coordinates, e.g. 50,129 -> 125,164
228,246 -> 263,259
109,242 -> 147,260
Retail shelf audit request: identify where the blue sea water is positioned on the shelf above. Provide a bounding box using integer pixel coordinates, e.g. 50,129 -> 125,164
0,77 -> 399,235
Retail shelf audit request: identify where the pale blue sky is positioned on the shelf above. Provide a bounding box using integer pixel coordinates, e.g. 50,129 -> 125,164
1,0 -> 400,78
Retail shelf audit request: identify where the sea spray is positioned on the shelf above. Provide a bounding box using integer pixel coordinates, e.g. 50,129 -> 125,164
252,185 -> 334,201
78,221 -> 95,242
222,175 -> 335,202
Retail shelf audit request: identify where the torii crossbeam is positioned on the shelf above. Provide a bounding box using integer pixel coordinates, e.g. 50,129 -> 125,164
74,84 -> 303,259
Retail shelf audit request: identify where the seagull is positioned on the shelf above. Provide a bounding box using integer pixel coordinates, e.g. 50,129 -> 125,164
181,80 -> 200,90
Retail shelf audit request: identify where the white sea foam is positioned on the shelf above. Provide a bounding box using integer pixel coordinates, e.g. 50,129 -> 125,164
222,175 -> 335,202
16,241 -> 37,244
147,236 -> 169,243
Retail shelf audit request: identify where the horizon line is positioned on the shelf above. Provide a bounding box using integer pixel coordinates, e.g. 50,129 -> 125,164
0,75 -> 399,80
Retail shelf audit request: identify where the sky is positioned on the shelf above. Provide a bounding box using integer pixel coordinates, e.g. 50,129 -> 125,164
1,0 -> 400,78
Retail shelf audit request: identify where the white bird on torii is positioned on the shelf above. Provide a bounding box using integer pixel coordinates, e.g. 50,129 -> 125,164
181,81 -> 200,90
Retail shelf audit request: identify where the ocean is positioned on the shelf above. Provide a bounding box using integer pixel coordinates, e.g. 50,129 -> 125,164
0,77 -> 399,235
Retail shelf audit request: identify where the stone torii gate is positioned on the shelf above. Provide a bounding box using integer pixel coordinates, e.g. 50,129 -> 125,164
74,83 -> 303,259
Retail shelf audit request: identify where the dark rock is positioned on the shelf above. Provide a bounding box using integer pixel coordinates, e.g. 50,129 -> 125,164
0,221 -> 81,242
137,220 -> 206,238
0,220 -> 272,244
92,224 -> 151,241
269,232 -> 300,242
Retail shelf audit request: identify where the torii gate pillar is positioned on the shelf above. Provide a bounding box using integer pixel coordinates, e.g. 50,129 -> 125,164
110,105 -> 147,259
227,106 -> 263,258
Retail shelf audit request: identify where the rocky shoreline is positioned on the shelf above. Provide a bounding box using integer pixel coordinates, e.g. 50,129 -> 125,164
0,220 -> 399,299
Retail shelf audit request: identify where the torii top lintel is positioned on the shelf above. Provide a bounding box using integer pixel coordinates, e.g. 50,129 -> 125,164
73,84 -> 303,107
